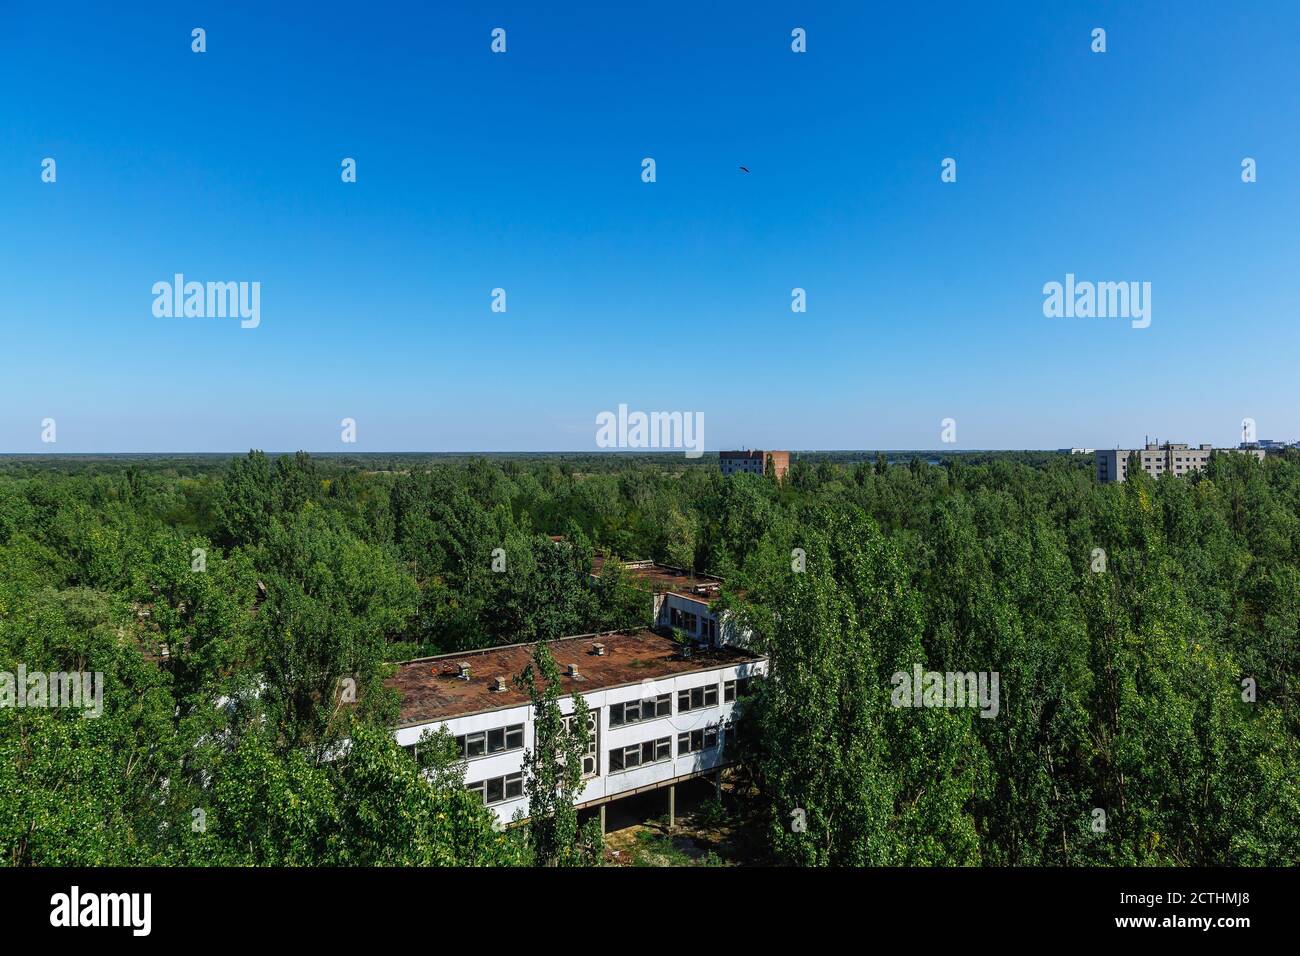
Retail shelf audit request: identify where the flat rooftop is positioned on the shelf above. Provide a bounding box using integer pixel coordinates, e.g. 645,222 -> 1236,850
590,555 -> 725,601
388,628 -> 762,727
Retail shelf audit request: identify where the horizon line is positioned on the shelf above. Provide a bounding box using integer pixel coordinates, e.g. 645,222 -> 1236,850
0,448 -> 1086,457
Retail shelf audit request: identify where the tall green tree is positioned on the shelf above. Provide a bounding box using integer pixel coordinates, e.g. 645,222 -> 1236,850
515,641 -> 601,866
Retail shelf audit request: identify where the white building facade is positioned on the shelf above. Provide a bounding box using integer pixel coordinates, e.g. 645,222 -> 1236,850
393,633 -> 766,827
656,591 -> 749,647
591,557 -> 753,649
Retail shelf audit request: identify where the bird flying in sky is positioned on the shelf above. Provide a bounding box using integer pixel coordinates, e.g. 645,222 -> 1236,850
739,165 -> 750,173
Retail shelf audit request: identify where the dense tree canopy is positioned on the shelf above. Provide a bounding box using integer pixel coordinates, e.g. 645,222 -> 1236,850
0,449 -> 1296,865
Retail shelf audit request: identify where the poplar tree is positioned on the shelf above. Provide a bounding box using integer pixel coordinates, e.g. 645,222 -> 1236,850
515,641 -> 600,865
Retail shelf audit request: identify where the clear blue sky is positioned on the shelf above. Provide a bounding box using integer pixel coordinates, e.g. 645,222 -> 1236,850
3,1 -> 1298,452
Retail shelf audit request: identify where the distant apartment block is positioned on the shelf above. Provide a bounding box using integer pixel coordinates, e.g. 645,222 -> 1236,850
1242,439 -> 1299,454
1058,447 -> 1095,455
719,449 -> 790,479
590,555 -> 751,648
389,629 -> 766,828
1096,441 -> 1266,483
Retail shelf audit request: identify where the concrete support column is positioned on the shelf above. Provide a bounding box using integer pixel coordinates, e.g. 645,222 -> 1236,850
598,803 -> 606,835
668,784 -> 676,830
715,768 -> 723,799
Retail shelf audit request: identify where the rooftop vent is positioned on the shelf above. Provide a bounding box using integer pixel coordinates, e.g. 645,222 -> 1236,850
456,662 -> 471,681
493,676 -> 507,692
567,663 -> 581,679
591,642 -> 606,656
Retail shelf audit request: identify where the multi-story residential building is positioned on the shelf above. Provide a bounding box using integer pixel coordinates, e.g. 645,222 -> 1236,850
388,629 -> 766,830
1096,441 -> 1266,483
590,555 -> 751,648
719,449 -> 790,479
1242,439 -> 1298,454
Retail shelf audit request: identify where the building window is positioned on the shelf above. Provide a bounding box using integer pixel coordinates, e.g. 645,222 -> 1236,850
724,677 -> 752,702
466,771 -> 524,806
455,723 -> 525,760
608,736 -> 672,773
562,710 -> 599,777
677,726 -> 720,756
678,683 -> 719,712
683,611 -> 698,633
609,694 -> 672,726
703,618 -> 717,642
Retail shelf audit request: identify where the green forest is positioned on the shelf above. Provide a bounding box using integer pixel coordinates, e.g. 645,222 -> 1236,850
1,450 -> 1296,865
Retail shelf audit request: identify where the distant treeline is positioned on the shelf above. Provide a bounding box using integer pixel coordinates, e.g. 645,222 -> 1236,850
0,448 -> 1093,476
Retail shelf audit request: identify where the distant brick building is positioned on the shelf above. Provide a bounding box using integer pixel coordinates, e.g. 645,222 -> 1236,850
719,449 -> 790,479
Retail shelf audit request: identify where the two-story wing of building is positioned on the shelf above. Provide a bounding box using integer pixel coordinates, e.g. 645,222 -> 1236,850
387,628 -> 767,828
589,555 -> 752,648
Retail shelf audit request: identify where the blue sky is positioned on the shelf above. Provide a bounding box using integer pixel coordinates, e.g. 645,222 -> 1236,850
2,1 -> 1298,452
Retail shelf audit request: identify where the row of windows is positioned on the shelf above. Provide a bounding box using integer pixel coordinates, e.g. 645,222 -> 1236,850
609,737 -> 673,772
416,681 -> 754,780
469,721 -> 740,792
403,723 -> 525,764
455,723 -> 525,760
679,684 -> 719,711
725,677 -> 751,701
677,726 -> 719,754
608,722 -> 738,773
610,694 -> 672,726
609,678 -> 752,725
467,732 -> 738,792
670,607 -> 699,633
669,607 -> 719,642
466,771 -> 524,806
1140,460 -> 1209,471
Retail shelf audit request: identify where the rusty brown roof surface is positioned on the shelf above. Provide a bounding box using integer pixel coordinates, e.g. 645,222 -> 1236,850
589,555 -> 725,603
389,629 -> 761,727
